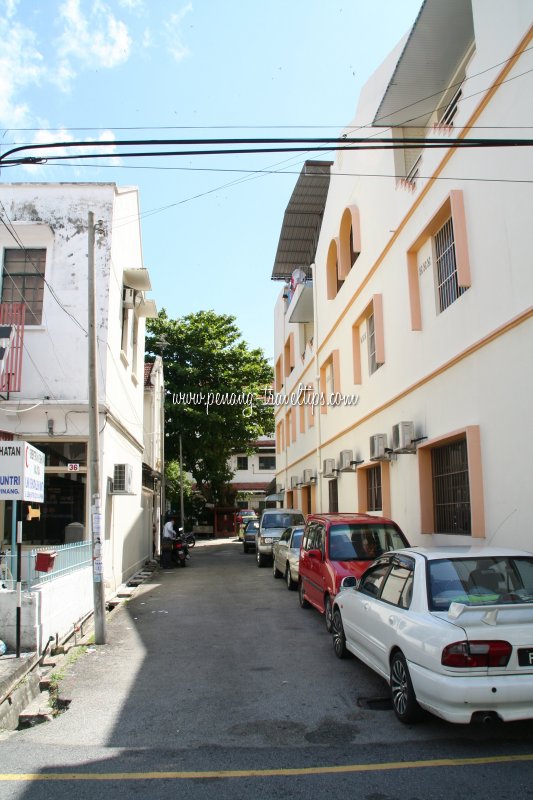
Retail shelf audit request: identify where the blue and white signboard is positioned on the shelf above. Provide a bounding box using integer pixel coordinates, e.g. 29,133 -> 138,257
0,441 -> 45,502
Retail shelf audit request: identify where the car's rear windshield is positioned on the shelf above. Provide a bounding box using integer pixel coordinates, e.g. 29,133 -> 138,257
328,524 -> 407,561
263,513 -> 304,528
428,556 -> 533,611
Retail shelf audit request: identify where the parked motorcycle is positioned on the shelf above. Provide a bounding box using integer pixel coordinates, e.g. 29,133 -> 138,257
173,534 -> 190,567
178,528 -> 196,548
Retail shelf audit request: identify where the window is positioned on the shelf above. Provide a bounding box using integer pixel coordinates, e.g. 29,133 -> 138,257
328,479 -> 338,512
352,295 -> 384,384
236,456 -> 248,471
418,427 -> 484,538
339,206 -> 361,279
258,455 -> 275,471
284,333 -> 295,377
367,465 -> 382,512
407,190 -> 471,331
326,239 -> 343,299
367,312 -> 381,376
359,563 -> 389,597
432,438 -> 471,535
380,563 -> 414,609
434,217 -> 467,313
319,350 -> 340,414
1,248 -> 45,324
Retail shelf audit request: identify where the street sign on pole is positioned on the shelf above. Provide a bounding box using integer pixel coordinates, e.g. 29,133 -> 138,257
0,441 -> 45,502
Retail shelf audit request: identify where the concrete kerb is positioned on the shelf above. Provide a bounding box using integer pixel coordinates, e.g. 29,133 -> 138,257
0,560 -> 160,731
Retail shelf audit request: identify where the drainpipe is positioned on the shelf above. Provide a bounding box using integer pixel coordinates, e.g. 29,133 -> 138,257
311,263 -> 323,512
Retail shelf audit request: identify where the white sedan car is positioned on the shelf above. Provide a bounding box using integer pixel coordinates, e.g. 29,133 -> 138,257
332,546 -> 533,724
272,525 -> 304,589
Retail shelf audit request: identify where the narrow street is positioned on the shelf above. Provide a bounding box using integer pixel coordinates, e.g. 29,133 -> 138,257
1,539 -> 533,799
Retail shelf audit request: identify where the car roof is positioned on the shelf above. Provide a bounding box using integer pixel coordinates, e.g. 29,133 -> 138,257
262,508 -> 304,515
306,512 -> 396,525
386,546 -> 533,561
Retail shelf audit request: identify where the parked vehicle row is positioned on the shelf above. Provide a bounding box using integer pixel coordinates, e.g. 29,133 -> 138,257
244,509 -> 533,727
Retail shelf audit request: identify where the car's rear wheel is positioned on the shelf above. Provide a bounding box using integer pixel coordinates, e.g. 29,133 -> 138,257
243,543 -> 249,553
285,564 -> 295,590
257,550 -> 267,568
324,595 -> 333,632
332,608 -> 351,659
298,580 -> 310,608
273,558 -> 282,578
390,651 -> 423,723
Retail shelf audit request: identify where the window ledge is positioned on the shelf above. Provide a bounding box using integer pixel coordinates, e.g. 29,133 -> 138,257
120,350 -> 129,368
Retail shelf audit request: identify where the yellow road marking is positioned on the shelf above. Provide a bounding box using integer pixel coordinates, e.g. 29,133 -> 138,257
1,753 -> 533,781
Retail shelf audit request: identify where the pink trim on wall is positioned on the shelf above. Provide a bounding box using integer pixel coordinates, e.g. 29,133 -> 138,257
450,190 -> 471,288
352,322 -> 362,384
326,239 -> 339,300
407,251 -> 422,331
373,294 -> 385,366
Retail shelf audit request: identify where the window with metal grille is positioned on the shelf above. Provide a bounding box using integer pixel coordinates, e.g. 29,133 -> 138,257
258,456 -> 275,471
367,312 -> 381,375
328,479 -> 338,512
431,438 -> 471,534
236,456 -> 248,471
367,465 -> 382,511
1,249 -> 45,324
440,87 -> 462,127
434,218 -> 467,312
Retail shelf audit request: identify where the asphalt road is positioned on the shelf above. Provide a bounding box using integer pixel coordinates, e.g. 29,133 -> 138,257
1,538 -> 533,800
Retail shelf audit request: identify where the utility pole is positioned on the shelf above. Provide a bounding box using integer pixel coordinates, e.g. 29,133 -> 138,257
179,434 -> 185,531
88,211 -> 106,645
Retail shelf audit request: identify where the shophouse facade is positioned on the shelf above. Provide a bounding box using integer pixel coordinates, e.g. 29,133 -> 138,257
0,182 -> 159,593
229,437 -> 277,512
271,0 -> 533,548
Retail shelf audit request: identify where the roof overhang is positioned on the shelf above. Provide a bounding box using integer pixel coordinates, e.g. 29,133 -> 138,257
271,161 -> 332,281
123,268 -> 152,291
373,0 -> 474,129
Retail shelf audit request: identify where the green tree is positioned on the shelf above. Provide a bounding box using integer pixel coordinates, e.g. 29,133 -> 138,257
146,310 -> 273,503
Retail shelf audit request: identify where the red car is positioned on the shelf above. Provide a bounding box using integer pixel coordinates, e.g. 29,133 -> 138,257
298,513 -> 409,631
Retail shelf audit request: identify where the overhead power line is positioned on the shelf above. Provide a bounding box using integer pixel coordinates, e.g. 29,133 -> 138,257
1,136 -> 532,167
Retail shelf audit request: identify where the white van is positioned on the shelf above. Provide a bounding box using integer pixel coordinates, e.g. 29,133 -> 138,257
256,508 -> 305,567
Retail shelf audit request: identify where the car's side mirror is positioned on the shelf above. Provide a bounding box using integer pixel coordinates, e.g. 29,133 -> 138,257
308,549 -> 323,562
340,576 -> 357,590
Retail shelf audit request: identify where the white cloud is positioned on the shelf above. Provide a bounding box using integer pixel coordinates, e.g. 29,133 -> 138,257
118,0 -> 143,8
164,4 -> 192,63
0,14 -> 45,127
53,0 -> 132,89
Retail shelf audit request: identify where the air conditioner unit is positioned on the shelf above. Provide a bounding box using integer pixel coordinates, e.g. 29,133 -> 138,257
392,421 -> 416,454
302,468 -> 316,485
276,483 -> 284,494
370,434 -> 388,461
123,288 -> 135,309
112,463 -> 134,494
323,458 -> 336,478
290,475 -> 301,490
339,449 -> 356,472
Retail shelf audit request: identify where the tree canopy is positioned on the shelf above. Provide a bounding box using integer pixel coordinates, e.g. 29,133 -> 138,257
146,309 -> 274,502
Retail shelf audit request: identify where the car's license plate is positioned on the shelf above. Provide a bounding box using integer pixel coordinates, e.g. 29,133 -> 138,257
264,537 -> 272,543
517,648 -> 533,667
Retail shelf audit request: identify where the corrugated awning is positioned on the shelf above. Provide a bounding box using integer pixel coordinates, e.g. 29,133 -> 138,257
373,0 -> 474,129
271,160 -> 332,281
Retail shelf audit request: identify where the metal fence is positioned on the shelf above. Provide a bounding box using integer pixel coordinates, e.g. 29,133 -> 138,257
1,541 -> 92,591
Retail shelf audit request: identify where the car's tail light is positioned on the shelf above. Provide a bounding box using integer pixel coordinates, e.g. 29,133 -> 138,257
441,640 -> 512,668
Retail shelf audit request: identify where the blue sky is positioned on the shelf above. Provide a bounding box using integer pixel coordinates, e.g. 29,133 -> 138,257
0,0 -> 422,361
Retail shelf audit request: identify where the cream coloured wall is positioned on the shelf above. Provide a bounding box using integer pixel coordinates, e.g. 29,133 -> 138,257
273,1 -> 533,549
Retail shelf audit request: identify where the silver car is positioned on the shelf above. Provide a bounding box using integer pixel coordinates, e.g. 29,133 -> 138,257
256,508 -> 305,567
272,526 -> 304,589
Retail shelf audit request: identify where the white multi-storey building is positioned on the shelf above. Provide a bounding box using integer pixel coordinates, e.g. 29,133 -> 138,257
0,182 -> 159,592
271,0 -> 533,548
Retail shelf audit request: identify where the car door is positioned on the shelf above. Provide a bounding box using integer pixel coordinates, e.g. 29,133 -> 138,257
349,558 -> 414,678
274,527 -> 290,572
300,523 -> 326,610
